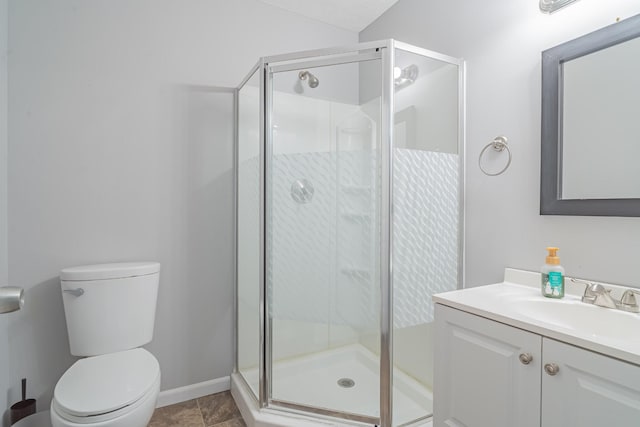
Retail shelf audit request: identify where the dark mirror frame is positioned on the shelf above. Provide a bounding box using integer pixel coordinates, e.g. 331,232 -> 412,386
540,14 -> 640,217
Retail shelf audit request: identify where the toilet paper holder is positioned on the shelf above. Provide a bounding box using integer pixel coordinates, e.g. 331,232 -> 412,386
0,286 -> 25,314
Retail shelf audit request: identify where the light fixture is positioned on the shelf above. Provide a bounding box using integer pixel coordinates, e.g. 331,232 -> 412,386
539,0 -> 580,14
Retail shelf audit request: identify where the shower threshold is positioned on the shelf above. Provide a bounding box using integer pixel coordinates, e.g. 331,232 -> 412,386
233,344 -> 433,427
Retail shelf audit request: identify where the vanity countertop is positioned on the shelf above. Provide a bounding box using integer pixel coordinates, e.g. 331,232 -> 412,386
433,269 -> 640,366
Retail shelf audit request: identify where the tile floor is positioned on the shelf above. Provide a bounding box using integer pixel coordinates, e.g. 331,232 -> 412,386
148,391 -> 246,427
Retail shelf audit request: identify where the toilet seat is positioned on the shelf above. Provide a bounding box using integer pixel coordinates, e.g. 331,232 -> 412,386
52,348 -> 160,424
52,375 -> 159,425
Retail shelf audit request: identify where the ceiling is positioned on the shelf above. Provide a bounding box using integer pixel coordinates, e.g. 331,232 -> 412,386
257,0 -> 400,32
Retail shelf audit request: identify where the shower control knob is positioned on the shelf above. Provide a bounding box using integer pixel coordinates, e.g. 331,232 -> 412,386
544,363 -> 560,376
519,353 -> 533,365
290,179 -> 314,204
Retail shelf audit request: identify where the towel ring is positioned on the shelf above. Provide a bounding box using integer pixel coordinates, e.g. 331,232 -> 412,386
479,136 -> 511,176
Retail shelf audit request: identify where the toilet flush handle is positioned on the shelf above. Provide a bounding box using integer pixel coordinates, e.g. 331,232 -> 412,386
63,288 -> 85,297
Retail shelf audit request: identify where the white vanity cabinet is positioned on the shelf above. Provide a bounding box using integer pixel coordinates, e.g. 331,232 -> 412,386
434,304 -> 640,427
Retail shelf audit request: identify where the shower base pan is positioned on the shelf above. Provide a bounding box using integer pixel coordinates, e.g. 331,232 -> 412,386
232,344 -> 432,427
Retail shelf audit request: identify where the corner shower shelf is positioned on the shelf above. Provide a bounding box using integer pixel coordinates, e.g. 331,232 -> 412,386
341,211 -> 371,222
341,185 -> 372,194
338,127 -> 372,135
340,268 -> 372,281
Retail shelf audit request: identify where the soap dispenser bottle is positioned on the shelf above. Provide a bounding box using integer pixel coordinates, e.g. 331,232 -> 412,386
541,247 -> 564,298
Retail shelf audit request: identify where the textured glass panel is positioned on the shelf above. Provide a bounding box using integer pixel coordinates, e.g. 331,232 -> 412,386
237,70 -> 260,397
392,48 -> 460,426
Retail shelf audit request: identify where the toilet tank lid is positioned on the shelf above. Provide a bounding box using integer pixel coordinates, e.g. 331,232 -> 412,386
60,262 -> 160,281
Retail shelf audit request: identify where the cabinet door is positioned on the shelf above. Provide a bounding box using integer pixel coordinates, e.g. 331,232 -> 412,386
542,338 -> 640,427
434,304 -> 542,427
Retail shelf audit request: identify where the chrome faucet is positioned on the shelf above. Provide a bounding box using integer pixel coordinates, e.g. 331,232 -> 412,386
582,282 -> 617,309
572,278 -> 640,313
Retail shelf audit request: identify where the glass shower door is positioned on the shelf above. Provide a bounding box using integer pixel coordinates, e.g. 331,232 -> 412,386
266,55 -> 382,422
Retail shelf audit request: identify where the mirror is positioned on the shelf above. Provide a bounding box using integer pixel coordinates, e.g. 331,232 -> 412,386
540,14 -> 640,216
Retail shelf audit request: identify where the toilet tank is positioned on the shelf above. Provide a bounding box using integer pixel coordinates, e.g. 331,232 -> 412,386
60,262 -> 160,356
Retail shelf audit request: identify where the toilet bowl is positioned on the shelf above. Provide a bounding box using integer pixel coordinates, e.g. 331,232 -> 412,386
51,262 -> 161,427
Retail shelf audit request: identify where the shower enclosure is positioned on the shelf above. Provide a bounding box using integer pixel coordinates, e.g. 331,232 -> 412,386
234,40 -> 464,427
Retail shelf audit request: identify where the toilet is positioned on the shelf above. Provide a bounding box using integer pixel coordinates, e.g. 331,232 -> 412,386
51,262 -> 161,427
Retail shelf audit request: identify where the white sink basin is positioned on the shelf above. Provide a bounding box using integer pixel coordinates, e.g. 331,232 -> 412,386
513,298 -> 640,343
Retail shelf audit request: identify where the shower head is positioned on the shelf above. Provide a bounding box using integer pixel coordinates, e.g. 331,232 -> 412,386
298,70 -> 319,88
394,64 -> 419,89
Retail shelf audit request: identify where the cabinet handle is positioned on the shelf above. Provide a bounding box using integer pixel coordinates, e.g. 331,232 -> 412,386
519,353 -> 533,365
544,363 -> 560,376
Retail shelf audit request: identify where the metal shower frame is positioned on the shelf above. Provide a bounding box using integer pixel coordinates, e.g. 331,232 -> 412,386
233,39 -> 466,427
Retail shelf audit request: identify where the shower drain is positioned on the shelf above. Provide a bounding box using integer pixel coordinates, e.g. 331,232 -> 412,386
337,378 -> 355,388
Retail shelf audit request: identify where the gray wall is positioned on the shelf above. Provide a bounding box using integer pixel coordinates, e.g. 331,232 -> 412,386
1,0 -> 10,423
6,0 -> 356,413
361,0 -> 640,288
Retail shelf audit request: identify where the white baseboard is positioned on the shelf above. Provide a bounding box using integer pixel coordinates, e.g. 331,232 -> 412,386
156,376 -> 231,408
